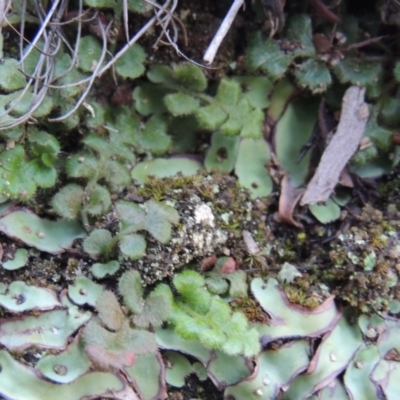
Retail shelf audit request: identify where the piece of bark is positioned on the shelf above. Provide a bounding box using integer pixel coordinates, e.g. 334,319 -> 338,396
301,86 -> 369,205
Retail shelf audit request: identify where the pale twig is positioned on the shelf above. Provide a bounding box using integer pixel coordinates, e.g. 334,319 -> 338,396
48,16 -> 111,122
52,0 -> 87,80
155,8 -> 219,69
203,0 -> 244,64
0,0 -> 12,33
300,86 -> 369,205
123,0 -> 130,43
0,0 -> 175,128
20,0 -> 61,63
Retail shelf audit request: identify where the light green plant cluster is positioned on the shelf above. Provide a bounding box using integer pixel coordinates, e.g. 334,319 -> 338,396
0,0 -> 149,130
83,269 -> 169,369
135,63 -> 266,139
156,270 -> 261,357
84,267 -> 259,371
83,198 -> 179,260
0,128 -> 59,201
246,14 -> 382,93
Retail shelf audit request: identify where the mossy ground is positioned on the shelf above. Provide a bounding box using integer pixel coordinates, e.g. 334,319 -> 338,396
2,0 -> 400,398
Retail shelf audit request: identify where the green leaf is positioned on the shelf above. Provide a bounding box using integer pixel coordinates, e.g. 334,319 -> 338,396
85,184 -> 111,216
206,276 -> 229,295
164,92 -> 200,116
0,210 -> 86,254
226,270 -> 248,298
137,116 -> 171,154
84,0 -> 121,7
309,198 -> 341,223
115,44 -> 146,79
28,131 -> 58,155
0,59 -> 26,91
285,14 -> 315,57
68,276 -> 103,307
118,270 -> 144,314
173,270 -> 211,314
223,325 -> 260,357
133,294 -> 172,328
206,298 -> 231,325
268,78 -> 297,122
102,160 -> 131,188
0,145 -> 36,200
196,104 -> 228,130
246,33 -> 293,79
240,108 -> 264,139
26,160 -> 57,188
85,101 -> 107,128
144,199 -> 180,243
294,59 -> 332,93
220,100 -> 252,136
174,63 -> 207,91
96,290 -> 124,331
91,260 -> 120,278
111,107 -> 141,143
173,270 -> 205,292
235,138 -> 273,198
82,134 -> 109,154
216,79 -> 241,106
2,248 -> 29,271
36,336 -> 91,384
379,96 -> 400,128
133,84 -> 169,116
164,351 -> 193,388
274,98 -> 318,186
333,58 -> 382,86
174,313 -> 206,341
83,320 -> 140,369
231,76 -> 273,109
152,283 -> 174,306
83,229 -> 113,258
66,154 -> 98,179
205,131 -> 239,173
147,64 -> 175,84
41,153 -> 56,168
127,0 -> 153,13
199,327 -> 225,349
132,158 -> 202,184
8,90 -> 53,118
116,201 -> 146,234
21,42 -> 43,76
366,106 -> 393,151
119,233 -> 146,260
52,184 -> 84,219
77,36 -> 102,72
55,54 -> 88,98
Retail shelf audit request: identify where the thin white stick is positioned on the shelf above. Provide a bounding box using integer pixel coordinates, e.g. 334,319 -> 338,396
203,0 -> 243,64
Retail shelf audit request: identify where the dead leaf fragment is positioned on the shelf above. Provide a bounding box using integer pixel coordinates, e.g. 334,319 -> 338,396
301,86 -> 369,205
279,175 -> 305,228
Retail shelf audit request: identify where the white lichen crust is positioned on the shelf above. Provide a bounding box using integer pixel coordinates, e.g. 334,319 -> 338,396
128,195 -> 228,284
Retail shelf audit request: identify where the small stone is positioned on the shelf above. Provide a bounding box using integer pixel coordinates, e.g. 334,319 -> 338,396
194,203 -> 215,226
